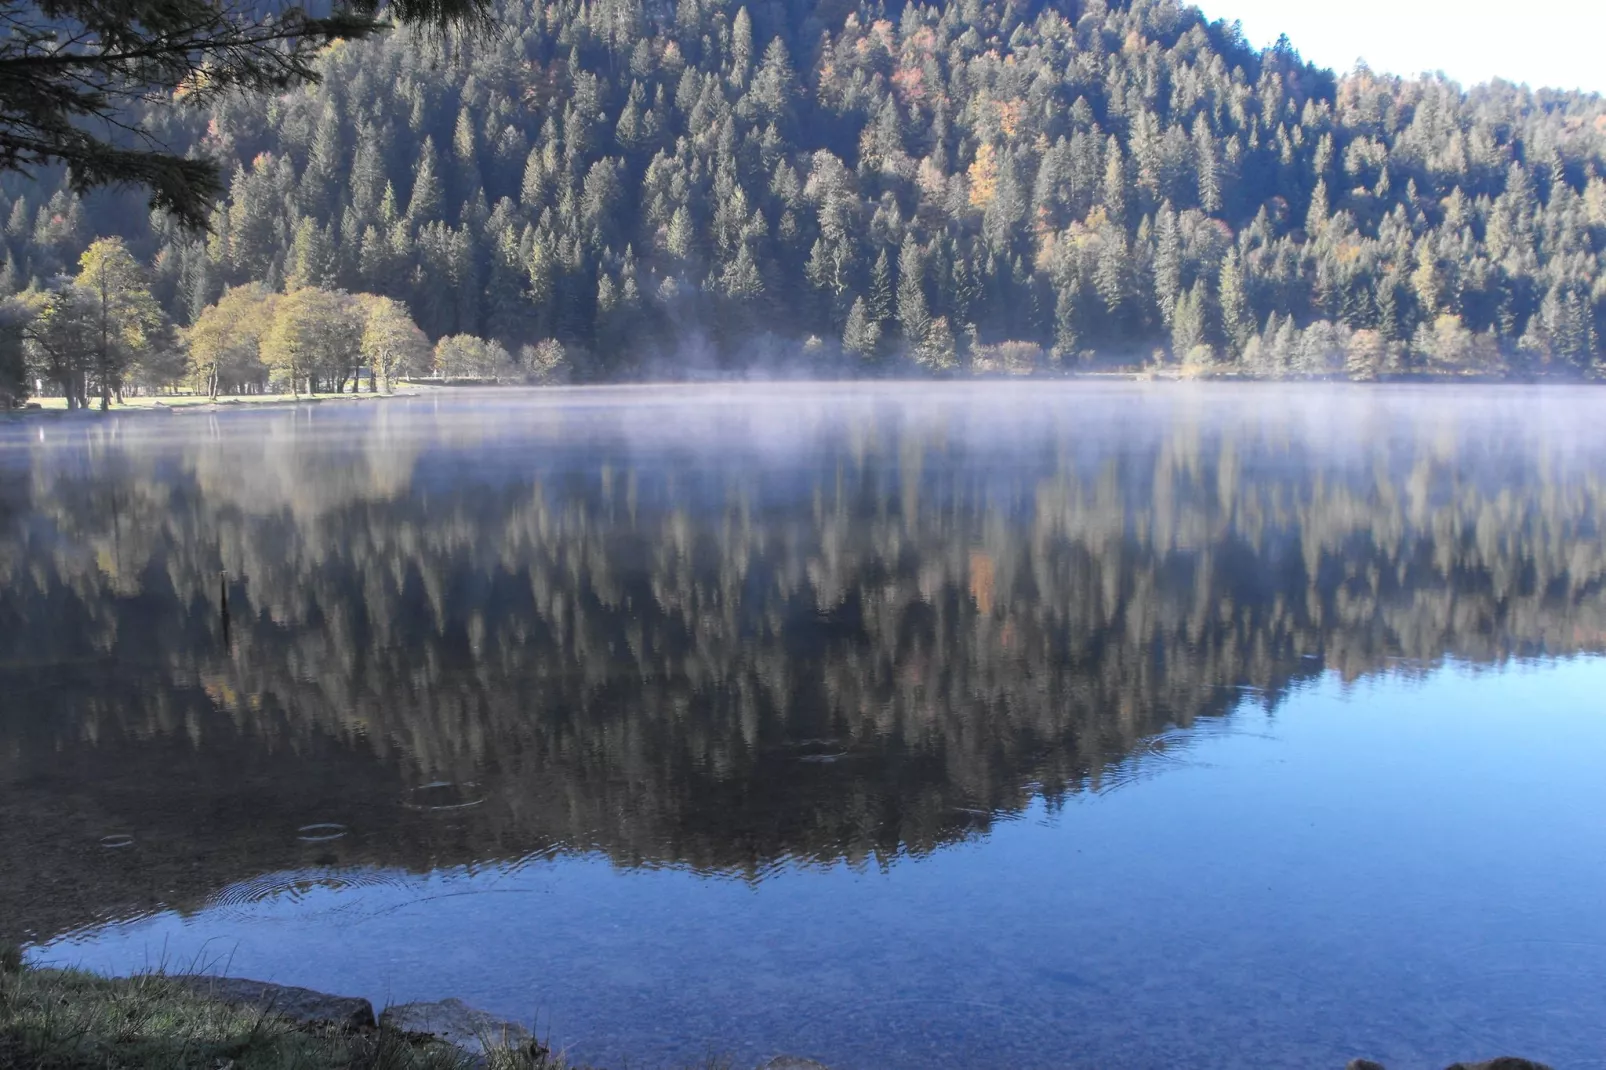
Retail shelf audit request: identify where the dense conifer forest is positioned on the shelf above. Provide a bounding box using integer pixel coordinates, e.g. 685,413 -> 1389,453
2,0 -> 1606,395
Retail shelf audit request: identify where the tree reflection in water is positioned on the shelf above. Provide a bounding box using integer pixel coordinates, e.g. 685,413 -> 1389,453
3,384 -> 1603,946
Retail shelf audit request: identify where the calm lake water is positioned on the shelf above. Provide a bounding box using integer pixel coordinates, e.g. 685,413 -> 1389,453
5,383 -> 1606,1069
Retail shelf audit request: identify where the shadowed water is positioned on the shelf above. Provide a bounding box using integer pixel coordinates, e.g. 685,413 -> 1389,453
4,383 -> 1605,1069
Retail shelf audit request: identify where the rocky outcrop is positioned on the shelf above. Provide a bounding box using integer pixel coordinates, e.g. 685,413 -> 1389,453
180,975 -> 376,1030
380,997 -> 543,1063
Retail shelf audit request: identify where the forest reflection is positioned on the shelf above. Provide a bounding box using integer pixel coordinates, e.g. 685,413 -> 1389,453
3,385 -> 1604,945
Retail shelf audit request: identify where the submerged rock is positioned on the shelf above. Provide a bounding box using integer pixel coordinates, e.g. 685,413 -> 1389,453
380,997 -> 538,1059
181,975 -> 376,1030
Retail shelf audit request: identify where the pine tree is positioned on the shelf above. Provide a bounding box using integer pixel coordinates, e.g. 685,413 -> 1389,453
667,205 -> 696,264
1193,113 -> 1221,214
1152,205 -> 1182,325
729,7 -> 754,89
842,296 -> 879,359
896,238 -> 930,346
408,138 -> 444,223
916,315 -> 957,372
721,244 -> 764,299
1101,137 -> 1127,224
1219,249 -> 1251,358
868,250 -> 893,326
1170,280 -> 1206,360
1052,280 -> 1080,362
285,218 -> 337,291
748,38 -> 796,127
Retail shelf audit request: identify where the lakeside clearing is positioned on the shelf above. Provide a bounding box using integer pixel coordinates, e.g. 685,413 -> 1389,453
17,389 -> 440,412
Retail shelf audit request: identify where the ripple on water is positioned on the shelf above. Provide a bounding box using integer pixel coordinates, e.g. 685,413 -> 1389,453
1087,732 -> 1200,796
295,822 -> 348,843
203,868 -> 414,922
98,834 -> 134,849
402,781 -> 485,812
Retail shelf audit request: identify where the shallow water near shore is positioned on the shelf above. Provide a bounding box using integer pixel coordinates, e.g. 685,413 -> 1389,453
6,383 -> 1606,1069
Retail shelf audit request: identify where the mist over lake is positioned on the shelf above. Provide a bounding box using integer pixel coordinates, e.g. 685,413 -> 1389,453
5,382 -> 1605,1069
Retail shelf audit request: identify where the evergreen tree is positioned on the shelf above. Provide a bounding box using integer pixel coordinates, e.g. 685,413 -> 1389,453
408,139 -> 445,223
896,238 -> 931,348
842,296 -> 879,359
868,250 -> 893,327
0,0 -> 485,228
1219,250 -> 1251,358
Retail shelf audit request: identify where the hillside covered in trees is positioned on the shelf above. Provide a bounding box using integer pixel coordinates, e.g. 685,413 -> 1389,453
2,0 -> 1606,392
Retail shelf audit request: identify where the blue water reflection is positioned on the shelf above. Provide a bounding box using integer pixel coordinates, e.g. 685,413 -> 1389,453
4,384 -> 1605,1068
40,661 -> 1606,1069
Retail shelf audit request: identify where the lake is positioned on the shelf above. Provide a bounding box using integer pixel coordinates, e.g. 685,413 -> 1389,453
3,383 -> 1605,1069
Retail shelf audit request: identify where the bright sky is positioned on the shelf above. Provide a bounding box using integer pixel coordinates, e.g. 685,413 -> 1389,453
1192,0 -> 1606,95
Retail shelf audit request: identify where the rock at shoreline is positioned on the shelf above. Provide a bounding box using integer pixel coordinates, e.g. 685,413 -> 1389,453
1342,1053 -> 1554,1060
180,975 -> 376,1030
381,997 -> 538,1059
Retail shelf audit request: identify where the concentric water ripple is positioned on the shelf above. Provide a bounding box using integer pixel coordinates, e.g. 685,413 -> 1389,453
402,781 -> 485,812
202,868 -> 415,922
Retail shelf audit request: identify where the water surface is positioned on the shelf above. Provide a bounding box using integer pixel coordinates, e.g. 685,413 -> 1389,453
4,384 -> 1605,1068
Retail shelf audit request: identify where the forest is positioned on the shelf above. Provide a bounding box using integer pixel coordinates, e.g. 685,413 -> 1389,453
2,0 -> 1606,400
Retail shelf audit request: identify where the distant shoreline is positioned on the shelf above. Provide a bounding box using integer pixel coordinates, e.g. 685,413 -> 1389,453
4,373 -> 1602,421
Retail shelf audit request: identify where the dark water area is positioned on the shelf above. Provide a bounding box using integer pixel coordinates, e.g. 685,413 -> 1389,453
3,383 -> 1605,1069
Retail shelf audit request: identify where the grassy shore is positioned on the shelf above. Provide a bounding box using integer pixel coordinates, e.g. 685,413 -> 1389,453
0,948 -> 553,1070
21,390 -> 428,411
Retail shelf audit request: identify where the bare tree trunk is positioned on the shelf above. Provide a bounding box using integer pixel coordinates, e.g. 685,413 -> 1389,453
98,272 -> 112,411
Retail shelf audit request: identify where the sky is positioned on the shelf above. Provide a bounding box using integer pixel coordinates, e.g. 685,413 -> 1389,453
1192,0 -> 1606,95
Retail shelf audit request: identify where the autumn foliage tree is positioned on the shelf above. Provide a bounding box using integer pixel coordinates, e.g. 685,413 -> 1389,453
359,295 -> 430,393
74,239 -> 171,408
185,284 -> 278,397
